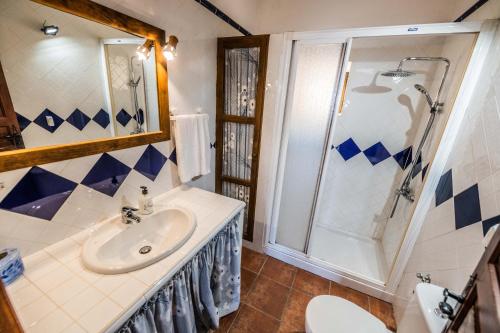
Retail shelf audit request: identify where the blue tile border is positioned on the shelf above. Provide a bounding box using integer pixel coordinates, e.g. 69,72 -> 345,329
363,142 -> 391,165
134,145 -> 168,181
0,167 -> 77,220
436,169 -> 453,207
336,138 -> 361,161
81,153 -> 131,197
454,184 -> 482,230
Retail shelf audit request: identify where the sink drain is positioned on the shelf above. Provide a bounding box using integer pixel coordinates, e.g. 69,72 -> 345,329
139,245 -> 152,254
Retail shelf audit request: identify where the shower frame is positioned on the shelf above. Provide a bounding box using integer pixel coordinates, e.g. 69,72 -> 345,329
263,20 -> 496,300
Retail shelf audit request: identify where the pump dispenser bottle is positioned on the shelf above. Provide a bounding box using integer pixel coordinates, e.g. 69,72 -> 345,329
139,186 -> 153,215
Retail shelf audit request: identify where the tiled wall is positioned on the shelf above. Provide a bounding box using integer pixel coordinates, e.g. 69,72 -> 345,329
393,22 -> 500,323
0,142 -> 179,257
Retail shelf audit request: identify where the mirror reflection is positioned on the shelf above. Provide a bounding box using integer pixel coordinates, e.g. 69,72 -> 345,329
0,0 -> 160,151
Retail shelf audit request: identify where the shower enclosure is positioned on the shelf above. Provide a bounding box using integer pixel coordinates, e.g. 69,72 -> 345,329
265,22 -> 490,296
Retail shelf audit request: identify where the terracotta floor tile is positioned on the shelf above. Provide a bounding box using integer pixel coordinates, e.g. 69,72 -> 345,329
292,269 -> 329,296
246,275 -> 290,319
230,304 -> 280,333
330,282 -> 369,311
241,247 -> 267,273
279,289 -> 313,332
369,297 -> 397,331
261,257 -> 297,287
216,309 -> 239,332
240,268 -> 257,302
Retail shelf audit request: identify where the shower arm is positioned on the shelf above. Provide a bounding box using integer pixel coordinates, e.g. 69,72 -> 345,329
397,57 -> 450,109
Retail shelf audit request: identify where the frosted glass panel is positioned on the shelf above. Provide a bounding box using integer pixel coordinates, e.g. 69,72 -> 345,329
275,42 -> 344,252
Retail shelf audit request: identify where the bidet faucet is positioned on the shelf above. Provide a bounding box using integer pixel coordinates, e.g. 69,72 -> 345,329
121,206 -> 141,224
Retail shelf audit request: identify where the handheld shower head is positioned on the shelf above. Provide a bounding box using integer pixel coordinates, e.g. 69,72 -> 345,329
414,84 -> 433,108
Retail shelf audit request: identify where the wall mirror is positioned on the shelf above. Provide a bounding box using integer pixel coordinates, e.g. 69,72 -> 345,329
0,0 -> 170,172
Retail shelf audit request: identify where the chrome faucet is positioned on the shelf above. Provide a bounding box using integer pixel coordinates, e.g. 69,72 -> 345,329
416,272 -> 431,283
121,206 -> 141,224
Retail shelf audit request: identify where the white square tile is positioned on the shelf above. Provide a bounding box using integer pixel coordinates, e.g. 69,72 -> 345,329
109,278 -> 147,308
18,296 -> 57,328
45,238 -> 80,263
46,276 -> 88,305
62,286 -> 105,320
32,265 -> 74,293
65,257 -> 101,284
77,298 -> 122,332
10,283 -> 43,309
26,308 -> 73,333
93,274 -> 129,295
60,323 -> 86,333
23,251 -> 61,281
6,275 -> 30,294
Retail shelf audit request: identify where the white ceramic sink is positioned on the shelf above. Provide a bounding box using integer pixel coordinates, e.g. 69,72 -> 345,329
416,283 -> 457,333
82,206 -> 196,274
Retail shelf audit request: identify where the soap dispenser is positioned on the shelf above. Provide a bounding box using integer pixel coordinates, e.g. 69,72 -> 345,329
139,186 -> 153,215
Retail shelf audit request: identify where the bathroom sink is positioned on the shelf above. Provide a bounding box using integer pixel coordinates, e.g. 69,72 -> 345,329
82,206 -> 196,274
415,283 -> 457,333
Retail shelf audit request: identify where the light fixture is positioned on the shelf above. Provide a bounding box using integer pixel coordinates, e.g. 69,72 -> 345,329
136,40 -> 153,61
162,35 -> 178,61
41,21 -> 59,36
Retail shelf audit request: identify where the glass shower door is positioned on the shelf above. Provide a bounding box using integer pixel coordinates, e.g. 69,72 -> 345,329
274,41 -> 345,252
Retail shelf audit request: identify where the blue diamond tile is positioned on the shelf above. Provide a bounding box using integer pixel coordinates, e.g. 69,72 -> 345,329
482,215 -> 500,235
422,163 -> 429,181
93,109 -> 110,129
169,147 -> 177,165
33,108 -> 64,133
363,142 -> 391,165
454,184 -> 481,230
81,153 -> 131,197
133,108 -> 145,125
134,145 -> 168,181
16,113 -> 31,131
435,169 -> 453,206
0,167 -> 77,220
66,109 -> 91,131
116,109 -> 132,127
411,155 -> 423,179
336,138 -> 361,161
393,146 -> 413,170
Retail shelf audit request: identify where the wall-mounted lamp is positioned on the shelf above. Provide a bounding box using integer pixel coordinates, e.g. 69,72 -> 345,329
136,40 -> 153,61
41,21 -> 59,36
162,35 -> 178,61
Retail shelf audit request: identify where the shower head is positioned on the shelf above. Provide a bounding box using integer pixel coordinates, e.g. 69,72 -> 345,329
381,69 -> 416,78
414,84 -> 433,108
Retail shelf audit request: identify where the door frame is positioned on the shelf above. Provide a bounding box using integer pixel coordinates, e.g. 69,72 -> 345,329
262,20 -> 494,299
215,35 -> 270,242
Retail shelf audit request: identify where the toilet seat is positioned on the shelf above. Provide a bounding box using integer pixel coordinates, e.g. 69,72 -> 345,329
305,295 -> 391,333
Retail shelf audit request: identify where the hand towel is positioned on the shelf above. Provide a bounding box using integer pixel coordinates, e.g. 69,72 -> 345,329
173,114 -> 211,183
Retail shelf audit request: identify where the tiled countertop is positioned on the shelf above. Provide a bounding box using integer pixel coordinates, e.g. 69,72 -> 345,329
6,186 -> 245,333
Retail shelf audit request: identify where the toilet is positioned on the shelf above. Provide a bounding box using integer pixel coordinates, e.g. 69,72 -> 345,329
305,295 -> 392,333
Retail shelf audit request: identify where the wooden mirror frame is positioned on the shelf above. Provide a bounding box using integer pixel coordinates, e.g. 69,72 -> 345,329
0,0 -> 170,172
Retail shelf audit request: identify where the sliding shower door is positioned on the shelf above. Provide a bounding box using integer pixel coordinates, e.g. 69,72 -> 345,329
274,41 -> 345,252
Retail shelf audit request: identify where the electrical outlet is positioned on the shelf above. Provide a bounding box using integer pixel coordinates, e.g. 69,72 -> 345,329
46,115 -> 55,127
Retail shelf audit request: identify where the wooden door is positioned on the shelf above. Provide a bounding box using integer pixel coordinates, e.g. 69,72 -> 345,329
216,35 -> 269,241
445,227 -> 500,332
0,62 -> 24,151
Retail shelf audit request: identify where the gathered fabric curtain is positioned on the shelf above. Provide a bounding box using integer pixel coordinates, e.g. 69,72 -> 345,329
118,214 -> 241,333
